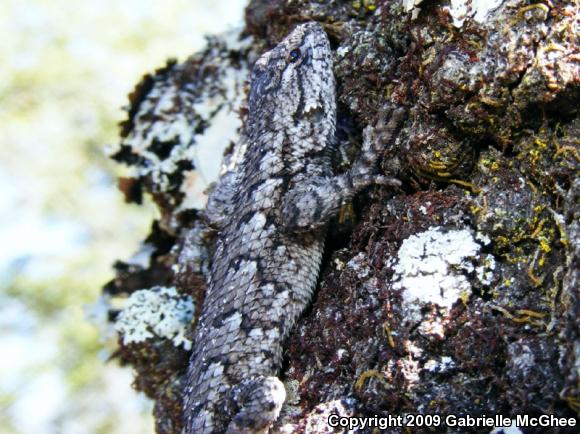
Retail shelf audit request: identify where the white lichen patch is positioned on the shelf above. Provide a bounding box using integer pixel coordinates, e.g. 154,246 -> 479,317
347,252 -> 370,278
399,354 -> 422,387
476,254 -> 496,286
446,0 -> 504,27
476,231 -> 492,245
393,227 -> 495,327
181,61 -> 249,209
111,28 -> 253,211
292,398 -> 357,434
388,339 -> 424,387
402,0 -> 424,13
424,356 -> 456,373
115,286 -> 194,350
417,314 -> 447,338
507,341 -> 536,375
336,45 -> 350,57
404,0 -> 504,26
396,350 -> 457,392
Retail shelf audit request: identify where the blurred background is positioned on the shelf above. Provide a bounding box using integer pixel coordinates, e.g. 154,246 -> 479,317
0,1 -> 246,432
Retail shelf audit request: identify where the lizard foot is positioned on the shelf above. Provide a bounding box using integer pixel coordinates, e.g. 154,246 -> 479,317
226,376 -> 286,434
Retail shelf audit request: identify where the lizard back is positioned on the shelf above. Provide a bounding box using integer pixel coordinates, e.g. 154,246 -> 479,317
184,22 -> 336,433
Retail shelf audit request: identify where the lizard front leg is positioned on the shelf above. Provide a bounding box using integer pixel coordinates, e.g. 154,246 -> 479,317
281,106 -> 406,231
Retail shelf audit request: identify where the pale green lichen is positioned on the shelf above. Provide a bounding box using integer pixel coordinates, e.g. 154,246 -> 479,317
115,286 -> 194,350
393,227 -> 495,325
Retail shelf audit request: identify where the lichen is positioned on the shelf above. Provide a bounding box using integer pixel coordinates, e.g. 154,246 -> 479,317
115,286 -> 194,350
392,226 -> 495,325
110,29 -> 253,222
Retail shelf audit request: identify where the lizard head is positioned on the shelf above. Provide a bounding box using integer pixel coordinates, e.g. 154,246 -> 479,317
248,22 -> 336,142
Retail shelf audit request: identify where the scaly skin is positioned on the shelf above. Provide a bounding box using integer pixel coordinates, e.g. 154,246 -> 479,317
183,22 -> 405,434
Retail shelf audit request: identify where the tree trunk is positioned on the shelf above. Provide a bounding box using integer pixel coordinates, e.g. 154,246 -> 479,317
105,1 -> 579,432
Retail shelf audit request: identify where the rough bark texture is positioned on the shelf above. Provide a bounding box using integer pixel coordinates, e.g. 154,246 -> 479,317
104,1 -> 579,433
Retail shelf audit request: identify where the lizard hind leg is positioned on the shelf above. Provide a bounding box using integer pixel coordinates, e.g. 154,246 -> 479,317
225,376 -> 286,434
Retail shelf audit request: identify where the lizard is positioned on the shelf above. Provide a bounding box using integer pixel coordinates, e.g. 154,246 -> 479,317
183,21 -> 406,434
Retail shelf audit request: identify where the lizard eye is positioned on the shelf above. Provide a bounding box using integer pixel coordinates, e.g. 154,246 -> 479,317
288,49 -> 301,63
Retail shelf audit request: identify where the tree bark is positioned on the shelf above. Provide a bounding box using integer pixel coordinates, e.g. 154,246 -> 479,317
105,1 -> 579,432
